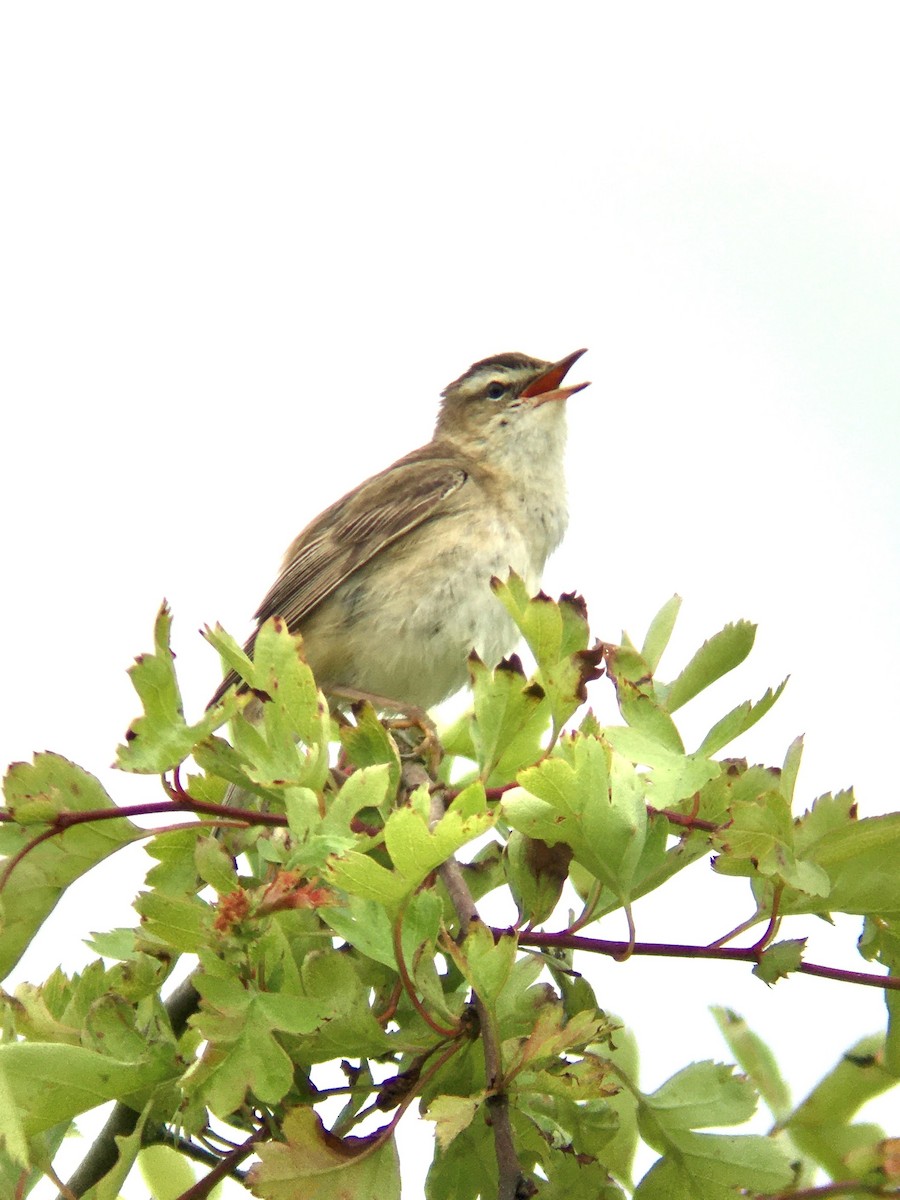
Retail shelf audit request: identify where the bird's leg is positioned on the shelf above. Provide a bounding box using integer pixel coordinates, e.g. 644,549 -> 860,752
327,685 -> 442,773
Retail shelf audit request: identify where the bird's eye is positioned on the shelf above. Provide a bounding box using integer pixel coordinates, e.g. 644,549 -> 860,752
485,381 -> 506,400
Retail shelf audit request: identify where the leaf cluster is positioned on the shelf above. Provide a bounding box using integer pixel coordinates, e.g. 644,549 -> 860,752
1,587 -> 898,1199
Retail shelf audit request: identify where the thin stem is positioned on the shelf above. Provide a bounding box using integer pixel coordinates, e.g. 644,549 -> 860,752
708,909 -> 765,949
392,910 -> 461,1038
430,785 -> 530,1200
648,805 -> 721,833
758,1183 -> 899,1199
750,885 -> 782,954
0,797 -> 287,892
515,931 -> 899,990
173,1132 -> 263,1200
563,878 -> 603,935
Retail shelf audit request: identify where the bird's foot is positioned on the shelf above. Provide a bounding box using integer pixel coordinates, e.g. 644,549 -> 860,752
328,686 -> 442,775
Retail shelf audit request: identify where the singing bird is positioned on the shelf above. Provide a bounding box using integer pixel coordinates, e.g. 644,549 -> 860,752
212,349 -> 589,711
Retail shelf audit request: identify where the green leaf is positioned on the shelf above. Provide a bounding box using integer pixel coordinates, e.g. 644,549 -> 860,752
713,793 -> 831,897
246,1106 -> 401,1199
779,809 -> 900,916
443,923 -> 517,1006
194,834 -> 239,896
787,1034 -> 896,1130
490,579 -> 601,732
785,1034 -> 898,1178
320,895 -> 396,967
138,1144 -> 200,1200
0,1043 -> 175,1138
325,851 -> 409,911
710,1008 -> 791,1120
134,889 -> 211,954
603,726 -> 719,806
506,1005 -> 611,1076
634,1131 -> 792,1200
858,914 -> 900,1074
0,754 -> 141,977
642,1061 -> 758,1131
468,653 -> 549,782
221,621 -> 331,794
82,1101 -> 154,1200
509,737 -> 646,905
339,703 -> 402,797
640,595 -> 682,673
491,575 -> 587,669
250,617 -> 330,752
189,963 -> 332,1117
780,735 -> 804,805
660,620 -> 757,713
323,765 -> 392,833
752,938 -> 806,985
425,1094 -> 482,1149
506,831 -> 572,926
117,603 -> 239,773
695,678 -> 788,756
381,788 -> 494,895
203,621 -> 256,693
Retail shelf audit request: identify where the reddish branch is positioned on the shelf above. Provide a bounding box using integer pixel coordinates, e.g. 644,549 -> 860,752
173,1131 -> 264,1200
516,930 -> 900,991
0,796 -> 288,892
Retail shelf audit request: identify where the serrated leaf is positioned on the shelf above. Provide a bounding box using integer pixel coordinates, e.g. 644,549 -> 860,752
491,574 -> 570,669
117,603 -> 240,773
320,895 -> 396,967
443,924 -> 517,1006
661,621 -> 757,713
509,737 -> 646,904
640,595 -> 682,673
711,1008 -> 791,1119
753,938 -> 806,985
786,1034 -> 897,1179
339,704 -> 402,797
713,795 -> 831,897
246,1106 -> 401,1199
382,790 -> 494,893
508,1005 -> 610,1076
189,968 -> 331,1117
134,889 -> 210,954
634,1131 -> 792,1200
194,834 -> 239,895
602,642 -> 684,751
325,852 -> 409,910
0,754 -> 141,977
468,653 -> 549,782
603,726 -> 719,806
695,678 -> 788,756
250,617 -> 329,751
425,1094 -> 482,1149
779,810 -> 900,916
642,1061 -> 758,1131
0,1043 -> 175,1138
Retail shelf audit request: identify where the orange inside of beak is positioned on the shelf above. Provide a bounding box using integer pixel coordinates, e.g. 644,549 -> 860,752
520,348 -> 589,400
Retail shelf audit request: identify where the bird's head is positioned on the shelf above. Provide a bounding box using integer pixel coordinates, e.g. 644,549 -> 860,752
434,349 -> 589,454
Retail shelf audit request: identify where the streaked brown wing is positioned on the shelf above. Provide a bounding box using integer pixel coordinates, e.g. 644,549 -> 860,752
257,452 -> 467,627
209,447 -> 468,705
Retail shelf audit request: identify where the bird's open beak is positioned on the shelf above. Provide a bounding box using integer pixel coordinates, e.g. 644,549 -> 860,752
520,348 -> 590,406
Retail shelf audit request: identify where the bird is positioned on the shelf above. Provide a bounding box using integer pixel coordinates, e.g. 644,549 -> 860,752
211,349 -> 589,713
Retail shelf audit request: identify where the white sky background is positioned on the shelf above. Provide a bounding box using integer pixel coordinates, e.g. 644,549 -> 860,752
2,3 -> 900,1196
